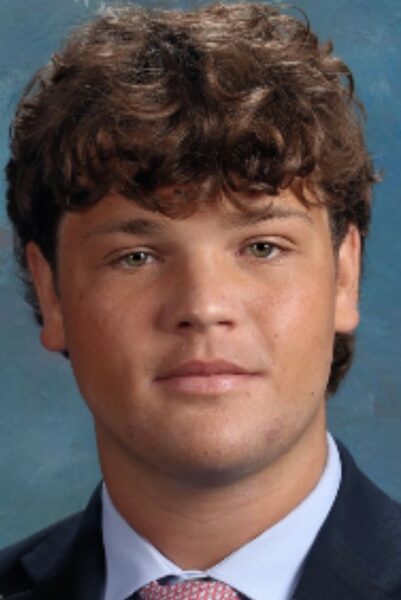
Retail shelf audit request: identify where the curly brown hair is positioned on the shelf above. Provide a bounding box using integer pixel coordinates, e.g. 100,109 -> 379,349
6,3 -> 376,395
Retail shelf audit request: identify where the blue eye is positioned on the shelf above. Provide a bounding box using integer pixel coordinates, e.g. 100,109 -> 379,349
248,242 -> 276,258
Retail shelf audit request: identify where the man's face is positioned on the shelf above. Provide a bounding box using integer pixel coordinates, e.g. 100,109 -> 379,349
28,188 -> 360,485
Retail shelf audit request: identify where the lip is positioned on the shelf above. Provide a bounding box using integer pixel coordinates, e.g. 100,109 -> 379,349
155,360 -> 260,394
156,359 -> 254,378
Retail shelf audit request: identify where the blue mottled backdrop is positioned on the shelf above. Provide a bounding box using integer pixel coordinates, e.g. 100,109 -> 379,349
0,0 -> 400,546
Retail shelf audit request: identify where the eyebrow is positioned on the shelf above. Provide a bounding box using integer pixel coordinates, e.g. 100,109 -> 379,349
224,205 -> 313,228
84,205 -> 313,240
83,218 -> 167,240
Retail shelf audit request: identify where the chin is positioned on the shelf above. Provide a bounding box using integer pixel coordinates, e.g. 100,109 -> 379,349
147,436 -> 281,488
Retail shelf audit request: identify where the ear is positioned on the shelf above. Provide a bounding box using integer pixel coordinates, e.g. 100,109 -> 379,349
334,225 -> 361,333
26,242 -> 67,352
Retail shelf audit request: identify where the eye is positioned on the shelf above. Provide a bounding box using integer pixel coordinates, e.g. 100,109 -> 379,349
246,241 -> 278,259
121,251 -> 153,267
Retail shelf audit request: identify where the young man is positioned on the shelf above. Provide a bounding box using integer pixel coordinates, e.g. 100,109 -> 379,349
1,3 -> 401,599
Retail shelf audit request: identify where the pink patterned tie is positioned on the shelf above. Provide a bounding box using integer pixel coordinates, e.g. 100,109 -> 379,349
138,578 -> 242,600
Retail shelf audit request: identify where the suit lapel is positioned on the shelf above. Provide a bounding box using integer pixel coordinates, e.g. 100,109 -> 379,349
293,539 -> 390,600
2,594 -> 35,600
6,444 -> 401,600
293,441 -> 401,599
12,485 -> 105,600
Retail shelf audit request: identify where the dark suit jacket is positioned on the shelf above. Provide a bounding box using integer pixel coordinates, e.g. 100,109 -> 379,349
1,443 -> 401,599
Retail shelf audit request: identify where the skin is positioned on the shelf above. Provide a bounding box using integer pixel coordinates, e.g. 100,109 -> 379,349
27,187 -> 360,569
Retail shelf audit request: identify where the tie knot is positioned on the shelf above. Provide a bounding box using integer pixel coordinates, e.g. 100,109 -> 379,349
138,578 -> 242,600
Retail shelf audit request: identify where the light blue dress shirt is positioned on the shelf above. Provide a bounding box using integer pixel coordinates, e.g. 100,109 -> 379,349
102,433 -> 341,600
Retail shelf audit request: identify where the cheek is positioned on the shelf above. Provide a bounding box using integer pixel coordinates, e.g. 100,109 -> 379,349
276,288 -> 335,345
63,280 -> 153,345
275,261 -> 335,332
60,284 -> 156,394
252,268 -> 336,387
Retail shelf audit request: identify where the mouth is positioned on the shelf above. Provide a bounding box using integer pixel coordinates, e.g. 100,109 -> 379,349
155,360 -> 260,394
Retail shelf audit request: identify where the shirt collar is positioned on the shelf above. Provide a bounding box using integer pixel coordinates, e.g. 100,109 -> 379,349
102,433 -> 341,600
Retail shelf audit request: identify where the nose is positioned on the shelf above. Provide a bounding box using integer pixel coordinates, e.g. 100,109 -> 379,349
157,254 -> 242,334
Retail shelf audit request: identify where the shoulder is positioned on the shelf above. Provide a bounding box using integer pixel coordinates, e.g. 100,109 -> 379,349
296,441 -> 401,599
0,512 -> 83,594
335,440 -> 401,535
0,511 -> 83,566
0,485 -> 103,599
337,441 -> 401,569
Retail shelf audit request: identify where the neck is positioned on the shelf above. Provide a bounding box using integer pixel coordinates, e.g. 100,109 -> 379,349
97,412 -> 327,570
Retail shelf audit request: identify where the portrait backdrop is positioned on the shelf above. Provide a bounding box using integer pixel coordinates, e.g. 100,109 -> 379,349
0,0 -> 400,547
